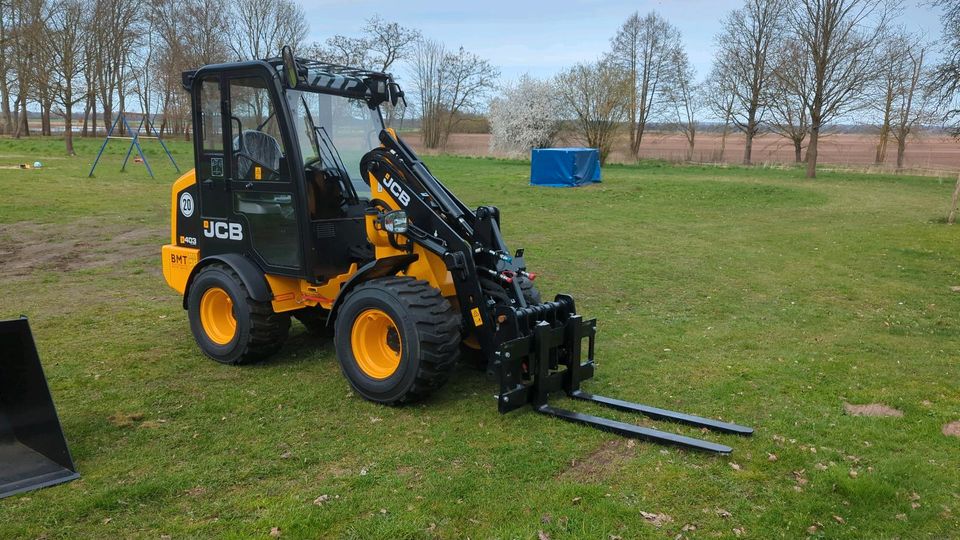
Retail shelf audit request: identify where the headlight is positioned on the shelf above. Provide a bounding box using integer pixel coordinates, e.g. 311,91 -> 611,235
381,210 -> 408,234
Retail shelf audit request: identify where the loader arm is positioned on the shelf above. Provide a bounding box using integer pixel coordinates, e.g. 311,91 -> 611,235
362,131 -> 754,454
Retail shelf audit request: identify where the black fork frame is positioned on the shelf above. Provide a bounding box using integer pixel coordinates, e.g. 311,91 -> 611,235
495,298 -> 753,454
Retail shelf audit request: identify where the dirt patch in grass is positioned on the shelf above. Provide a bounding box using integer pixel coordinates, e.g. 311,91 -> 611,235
108,411 -> 146,428
558,439 -> 636,482
0,218 -> 162,278
843,403 -> 904,417
943,421 -> 960,437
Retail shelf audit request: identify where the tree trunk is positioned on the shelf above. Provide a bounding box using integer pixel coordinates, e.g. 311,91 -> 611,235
41,99 -> 52,136
875,86 -> 893,165
743,130 -> 754,165
0,81 -> 11,135
794,139 -> 803,163
11,96 -> 19,136
743,110 -> 756,165
64,105 -> 75,155
948,173 -> 960,224
81,98 -> 91,137
896,138 -> 906,170
14,97 -> 28,138
118,86 -> 126,136
874,127 -> 889,165
806,125 -> 819,178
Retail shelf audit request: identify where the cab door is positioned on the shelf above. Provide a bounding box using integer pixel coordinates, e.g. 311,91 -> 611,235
223,71 -> 304,275
194,74 -> 230,219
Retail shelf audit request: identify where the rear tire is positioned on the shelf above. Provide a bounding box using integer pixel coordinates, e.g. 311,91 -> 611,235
334,277 -> 460,404
187,264 -> 290,365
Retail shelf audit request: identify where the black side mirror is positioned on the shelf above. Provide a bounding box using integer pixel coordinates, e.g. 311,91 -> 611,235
388,82 -> 404,107
281,45 -> 300,88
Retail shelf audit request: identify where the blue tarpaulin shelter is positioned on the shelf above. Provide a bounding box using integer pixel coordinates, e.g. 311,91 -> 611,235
530,148 -> 601,187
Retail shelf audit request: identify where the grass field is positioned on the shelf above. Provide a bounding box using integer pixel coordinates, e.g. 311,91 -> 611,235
1,137 -> 959,539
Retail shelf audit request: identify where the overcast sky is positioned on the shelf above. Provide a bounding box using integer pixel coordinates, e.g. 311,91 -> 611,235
302,0 -> 945,83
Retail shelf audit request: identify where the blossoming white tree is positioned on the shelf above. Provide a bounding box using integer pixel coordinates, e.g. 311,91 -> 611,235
488,75 -> 560,157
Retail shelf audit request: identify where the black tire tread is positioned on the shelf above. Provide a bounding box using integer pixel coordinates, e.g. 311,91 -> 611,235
348,276 -> 460,403
196,264 -> 289,365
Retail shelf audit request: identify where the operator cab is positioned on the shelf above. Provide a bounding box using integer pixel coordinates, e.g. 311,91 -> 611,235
181,54 -> 403,283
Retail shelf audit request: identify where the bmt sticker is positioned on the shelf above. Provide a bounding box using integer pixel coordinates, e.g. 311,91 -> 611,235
169,252 -> 196,267
179,192 -> 195,217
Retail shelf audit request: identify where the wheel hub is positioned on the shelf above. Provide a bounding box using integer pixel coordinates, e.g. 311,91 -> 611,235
351,308 -> 402,379
199,287 -> 236,345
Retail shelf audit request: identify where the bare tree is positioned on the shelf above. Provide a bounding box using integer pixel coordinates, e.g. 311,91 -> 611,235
0,0 -> 13,134
230,0 -> 306,61
8,0 -> 48,138
930,0 -> 960,135
555,60 -> 629,165
410,38 -> 445,148
363,16 -> 422,73
788,0 -> 894,178
870,30 -> 913,164
713,0 -> 787,165
148,0 -> 231,139
410,39 -> 499,149
890,45 -> 937,169
608,11 -> 681,159
312,35 -> 371,68
47,0 -> 89,154
90,0 -> 143,135
769,37 -> 813,162
661,48 -> 699,161
703,68 -> 737,162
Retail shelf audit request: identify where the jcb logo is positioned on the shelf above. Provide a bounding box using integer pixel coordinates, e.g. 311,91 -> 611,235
380,175 -> 411,207
203,220 -> 243,241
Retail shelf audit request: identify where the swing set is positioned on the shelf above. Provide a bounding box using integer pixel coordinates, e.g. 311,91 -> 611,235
87,112 -> 180,178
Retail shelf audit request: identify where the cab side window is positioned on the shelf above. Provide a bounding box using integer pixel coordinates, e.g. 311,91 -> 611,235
200,79 -> 223,153
229,77 -> 287,181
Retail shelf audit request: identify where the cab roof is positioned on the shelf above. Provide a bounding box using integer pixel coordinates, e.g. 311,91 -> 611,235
182,57 -> 400,106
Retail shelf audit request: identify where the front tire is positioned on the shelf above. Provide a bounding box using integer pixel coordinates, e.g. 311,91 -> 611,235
187,264 -> 290,365
334,277 -> 460,404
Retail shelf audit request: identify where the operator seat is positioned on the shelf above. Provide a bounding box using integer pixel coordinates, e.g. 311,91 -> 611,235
235,130 -> 282,178
307,167 -> 345,220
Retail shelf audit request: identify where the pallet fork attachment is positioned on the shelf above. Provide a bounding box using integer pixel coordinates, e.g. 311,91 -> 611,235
495,297 -> 753,454
0,318 -> 80,498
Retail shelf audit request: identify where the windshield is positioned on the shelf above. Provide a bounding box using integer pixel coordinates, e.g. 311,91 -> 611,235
288,90 -> 383,200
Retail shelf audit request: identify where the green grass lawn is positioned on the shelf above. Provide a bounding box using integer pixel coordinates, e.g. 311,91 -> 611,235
1,136 -> 959,539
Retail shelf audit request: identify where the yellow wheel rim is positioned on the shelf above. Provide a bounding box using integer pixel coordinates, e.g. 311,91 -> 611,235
200,287 -> 237,345
351,308 -> 402,379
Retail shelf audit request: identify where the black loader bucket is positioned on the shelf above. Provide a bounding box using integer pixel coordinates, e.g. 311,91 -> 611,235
0,317 -> 79,498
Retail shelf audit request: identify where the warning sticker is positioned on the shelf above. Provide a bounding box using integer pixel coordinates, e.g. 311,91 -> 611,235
471,307 -> 483,327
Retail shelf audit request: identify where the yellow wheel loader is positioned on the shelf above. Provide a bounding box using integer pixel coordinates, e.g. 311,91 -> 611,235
162,47 -> 752,453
